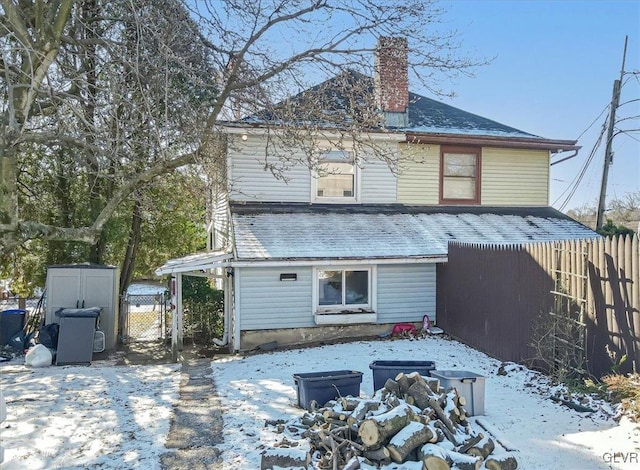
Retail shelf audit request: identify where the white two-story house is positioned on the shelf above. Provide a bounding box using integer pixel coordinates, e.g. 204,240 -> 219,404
157,38 -> 596,351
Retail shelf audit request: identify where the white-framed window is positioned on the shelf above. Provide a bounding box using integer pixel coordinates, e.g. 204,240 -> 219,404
312,266 -> 377,324
312,150 -> 359,202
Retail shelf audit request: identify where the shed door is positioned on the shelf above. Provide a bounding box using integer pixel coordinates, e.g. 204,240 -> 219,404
45,269 -> 83,323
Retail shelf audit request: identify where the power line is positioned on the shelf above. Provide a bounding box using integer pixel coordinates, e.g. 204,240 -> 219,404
554,117 -> 608,211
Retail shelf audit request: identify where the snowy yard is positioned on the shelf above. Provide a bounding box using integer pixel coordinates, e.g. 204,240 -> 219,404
1,335 -> 638,469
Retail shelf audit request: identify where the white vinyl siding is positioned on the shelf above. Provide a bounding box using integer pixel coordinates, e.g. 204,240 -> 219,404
228,135 -> 311,202
481,148 -> 550,205
376,264 -> 437,324
238,266 -> 314,330
397,144 -> 440,204
360,158 -> 397,203
229,135 -> 400,204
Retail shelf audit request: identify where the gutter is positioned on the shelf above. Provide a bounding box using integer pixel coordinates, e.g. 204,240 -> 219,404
550,149 -> 580,166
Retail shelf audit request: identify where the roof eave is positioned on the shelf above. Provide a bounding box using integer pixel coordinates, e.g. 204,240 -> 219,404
405,132 -> 580,152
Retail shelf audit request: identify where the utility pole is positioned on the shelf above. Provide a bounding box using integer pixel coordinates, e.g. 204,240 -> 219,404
596,36 -> 628,230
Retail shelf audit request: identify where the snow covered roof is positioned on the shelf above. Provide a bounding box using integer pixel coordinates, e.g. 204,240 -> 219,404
405,92 -> 537,138
155,250 -> 232,275
231,203 -> 597,262
230,71 -> 574,147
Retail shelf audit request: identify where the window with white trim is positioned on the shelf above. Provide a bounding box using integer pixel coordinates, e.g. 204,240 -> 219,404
313,150 -> 358,202
317,268 -> 370,311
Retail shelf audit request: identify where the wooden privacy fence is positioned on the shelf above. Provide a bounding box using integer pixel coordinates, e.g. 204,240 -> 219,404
437,234 -> 639,378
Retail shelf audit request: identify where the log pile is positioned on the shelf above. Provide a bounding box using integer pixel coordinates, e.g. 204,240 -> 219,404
262,372 -> 518,469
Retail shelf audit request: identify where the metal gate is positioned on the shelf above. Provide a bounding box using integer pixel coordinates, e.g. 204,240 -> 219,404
121,292 -> 170,343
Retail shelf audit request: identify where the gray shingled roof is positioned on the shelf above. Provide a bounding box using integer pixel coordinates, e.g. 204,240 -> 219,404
231,203 -> 597,261
239,70 -> 540,139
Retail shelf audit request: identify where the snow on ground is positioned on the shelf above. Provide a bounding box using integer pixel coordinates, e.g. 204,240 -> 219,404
1,336 -> 638,469
0,360 -> 181,469
211,336 -> 640,470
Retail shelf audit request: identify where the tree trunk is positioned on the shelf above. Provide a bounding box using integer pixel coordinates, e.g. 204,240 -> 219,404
119,198 -> 143,299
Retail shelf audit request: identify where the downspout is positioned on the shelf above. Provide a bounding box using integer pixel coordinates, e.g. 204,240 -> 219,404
212,265 -> 232,347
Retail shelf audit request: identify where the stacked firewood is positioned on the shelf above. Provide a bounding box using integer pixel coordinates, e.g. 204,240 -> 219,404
261,372 -> 518,470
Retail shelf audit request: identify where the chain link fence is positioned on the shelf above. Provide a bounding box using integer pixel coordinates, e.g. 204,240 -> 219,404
120,293 -> 170,343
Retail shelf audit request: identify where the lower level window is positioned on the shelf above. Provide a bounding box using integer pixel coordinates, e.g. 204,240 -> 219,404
318,269 -> 370,309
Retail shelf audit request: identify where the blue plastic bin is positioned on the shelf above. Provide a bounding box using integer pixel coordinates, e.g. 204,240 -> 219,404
0,309 -> 26,347
293,370 -> 363,410
369,360 -> 436,392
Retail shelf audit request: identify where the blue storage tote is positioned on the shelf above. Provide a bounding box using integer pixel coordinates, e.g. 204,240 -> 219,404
430,370 -> 486,416
293,370 -> 363,410
0,309 -> 26,347
369,360 -> 436,392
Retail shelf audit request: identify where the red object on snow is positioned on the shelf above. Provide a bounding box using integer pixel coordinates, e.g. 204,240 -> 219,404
391,323 -> 417,336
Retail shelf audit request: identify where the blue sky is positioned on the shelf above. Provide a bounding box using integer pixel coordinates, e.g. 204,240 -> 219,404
436,0 -> 639,211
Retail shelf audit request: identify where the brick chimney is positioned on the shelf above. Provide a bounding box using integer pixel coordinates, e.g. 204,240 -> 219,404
374,37 -> 409,127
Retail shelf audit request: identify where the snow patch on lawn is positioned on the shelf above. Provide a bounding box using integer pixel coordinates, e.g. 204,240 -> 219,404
211,336 -> 640,470
0,362 -> 181,469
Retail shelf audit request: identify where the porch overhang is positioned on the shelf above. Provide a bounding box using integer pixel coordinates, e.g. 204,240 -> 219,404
154,250 -> 233,276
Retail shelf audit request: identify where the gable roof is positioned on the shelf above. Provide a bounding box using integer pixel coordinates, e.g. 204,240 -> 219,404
231,71 -> 576,150
230,202 -> 597,262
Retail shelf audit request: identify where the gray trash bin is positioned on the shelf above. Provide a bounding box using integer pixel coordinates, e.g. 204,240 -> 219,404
54,307 -> 101,365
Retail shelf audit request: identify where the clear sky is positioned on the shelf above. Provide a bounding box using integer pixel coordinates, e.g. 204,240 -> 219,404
433,0 -> 639,211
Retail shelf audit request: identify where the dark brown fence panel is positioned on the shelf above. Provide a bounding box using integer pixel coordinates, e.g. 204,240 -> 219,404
437,235 -> 640,378
437,242 -> 554,365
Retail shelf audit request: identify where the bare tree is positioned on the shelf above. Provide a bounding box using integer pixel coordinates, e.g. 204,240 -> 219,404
1,0 -> 483,257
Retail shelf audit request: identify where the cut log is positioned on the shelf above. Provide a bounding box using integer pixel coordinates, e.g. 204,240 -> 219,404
260,447 -> 310,470
466,437 -> 495,459
363,446 -> 390,461
407,379 -> 434,410
339,397 -> 362,411
447,450 -> 482,470
387,421 -> 435,463
395,373 -> 413,394
423,455 -> 451,470
433,420 -> 457,445
323,410 -> 348,422
428,398 -> 457,434
343,456 -> 361,470
351,399 -> 380,421
457,433 -> 484,454
418,442 -> 449,461
425,377 -> 441,394
485,455 -> 518,470
358,403 -> 415,448
384,378 -> 400,396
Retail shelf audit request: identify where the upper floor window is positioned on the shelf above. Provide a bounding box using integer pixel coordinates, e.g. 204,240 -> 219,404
440,146 -> 481,204
313,150 -> 358,202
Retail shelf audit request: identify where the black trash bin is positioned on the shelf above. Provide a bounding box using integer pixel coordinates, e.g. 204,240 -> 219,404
54,307 -> 101,365
0,309 -> 26,347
